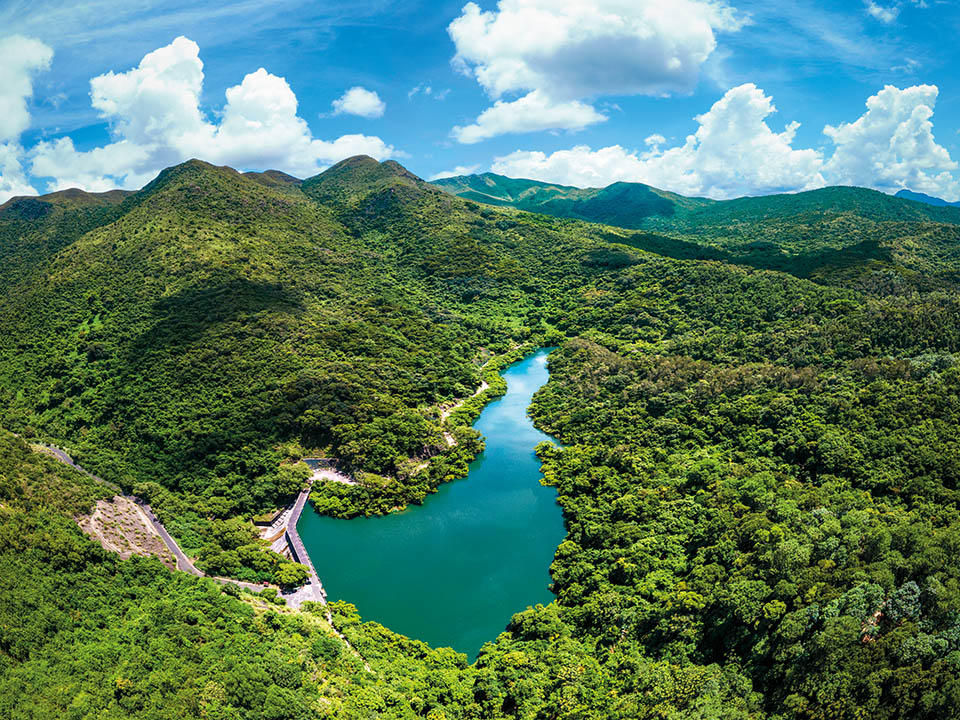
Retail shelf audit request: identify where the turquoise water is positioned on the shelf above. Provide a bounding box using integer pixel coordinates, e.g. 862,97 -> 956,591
297,349 -> 566,659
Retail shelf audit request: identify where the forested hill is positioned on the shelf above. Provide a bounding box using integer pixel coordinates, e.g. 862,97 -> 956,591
433,171 -> 960,228
432,171 -> 713,228
435,172 -> 960,291
4,156 -> 960,718
897,188 -> 960,208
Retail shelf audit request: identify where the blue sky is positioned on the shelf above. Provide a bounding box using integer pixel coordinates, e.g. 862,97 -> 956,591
2,0 -> 960,202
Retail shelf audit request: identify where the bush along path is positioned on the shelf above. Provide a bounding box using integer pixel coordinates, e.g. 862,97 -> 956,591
36,439 -> 373,671
36,442 -> 273,592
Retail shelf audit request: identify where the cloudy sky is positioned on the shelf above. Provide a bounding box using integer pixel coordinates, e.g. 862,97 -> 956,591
2,0 -> 960,203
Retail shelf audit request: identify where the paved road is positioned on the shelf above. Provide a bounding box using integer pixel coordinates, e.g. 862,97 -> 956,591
38,443 -> 121,493
38,442 -> 268,593
136,501 -> 203,576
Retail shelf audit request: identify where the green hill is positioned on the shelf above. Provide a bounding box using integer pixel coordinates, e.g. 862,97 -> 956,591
433,171 -> 712,227
435,174 -> 960,291
896,188 -> 960,207
4,156 -> 960,719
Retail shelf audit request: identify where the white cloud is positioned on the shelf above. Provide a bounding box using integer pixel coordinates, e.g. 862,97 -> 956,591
447,0 -> 745,141
891,58 -> 921,74
0,143 -> 41,203
824,84 -> 960,201
428,164 -> 481,181
493,145 -> 647,189
331,86 -> 386,118
29,37 -> 401,192
0,35 -> 54,142
492,83 -> 825,199
450,0 -> 744,100
0,35 -> 53,203
490,82 -> 960,201
452,90 -> 606,144
865,1 -> 899,23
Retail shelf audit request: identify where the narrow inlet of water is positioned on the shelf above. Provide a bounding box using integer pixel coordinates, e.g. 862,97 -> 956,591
296,348 -> 566,659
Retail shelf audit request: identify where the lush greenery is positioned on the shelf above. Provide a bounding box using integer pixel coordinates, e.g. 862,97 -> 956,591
432,171 -> 711,229
435,172 -> 960,293
3,156 -> 960,717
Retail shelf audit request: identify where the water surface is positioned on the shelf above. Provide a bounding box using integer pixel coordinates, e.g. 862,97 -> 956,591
297,349 -> 565,658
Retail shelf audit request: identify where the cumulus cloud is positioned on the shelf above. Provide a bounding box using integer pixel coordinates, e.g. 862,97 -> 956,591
29,37 -> 400,192
493,83 -> 825,199
448,0 -> 744,141
452,90 -> 606,143
824,84 -> 960,201
0,143 -> 41,202
491,82 -> 960,201
428,164 -> 482,181
493,145 -> 647,189
0,35 -> 54,142
331,86 -> 386,118
0,35 -> 53,202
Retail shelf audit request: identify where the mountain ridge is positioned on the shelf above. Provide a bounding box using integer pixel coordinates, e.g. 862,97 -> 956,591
896,187 -> 960,207
4,154 -> 960,718
434,171 -> 960,227
432,171 -> 713,228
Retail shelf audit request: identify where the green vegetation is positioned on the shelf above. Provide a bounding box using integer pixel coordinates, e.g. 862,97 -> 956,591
0,432 -> 480,719
435,173 -> 960,292
432,171 -> 712,228
3,157 -> 960,717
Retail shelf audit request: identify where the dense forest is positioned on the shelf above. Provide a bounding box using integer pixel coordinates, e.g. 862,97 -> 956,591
2,156 -> 960,717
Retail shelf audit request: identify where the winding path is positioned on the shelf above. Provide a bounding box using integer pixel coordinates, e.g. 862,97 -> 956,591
37,443 -> 264,593
440,379 -> 490,447
33,438 -> 370,669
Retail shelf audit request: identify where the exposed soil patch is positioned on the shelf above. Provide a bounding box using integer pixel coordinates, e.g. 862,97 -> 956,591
78,495 -> 177,568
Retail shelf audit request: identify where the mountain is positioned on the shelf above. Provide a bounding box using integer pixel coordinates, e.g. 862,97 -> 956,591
0,187 -> 132,214
432,171 -> 712,228
437,174 -> 960,291
4,156 -> 960,719
435,173 -> 960,231
242,168 -> 304,195
896,187 -> 960,207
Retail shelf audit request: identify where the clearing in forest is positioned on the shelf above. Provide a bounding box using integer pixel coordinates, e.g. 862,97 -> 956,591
77,495 -> 177,568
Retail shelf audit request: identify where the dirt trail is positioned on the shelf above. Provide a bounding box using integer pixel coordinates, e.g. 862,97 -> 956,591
439,378 -> 490,447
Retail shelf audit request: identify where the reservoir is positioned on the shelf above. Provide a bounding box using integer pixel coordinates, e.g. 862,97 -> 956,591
297,348 -> 566,659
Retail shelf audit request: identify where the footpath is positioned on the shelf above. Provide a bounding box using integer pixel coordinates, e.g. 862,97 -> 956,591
37,441 -> 371,668
37,443 -> 306,596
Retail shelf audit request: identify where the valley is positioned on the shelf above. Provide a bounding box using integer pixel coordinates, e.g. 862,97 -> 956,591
2,156 -> 960,719
298,349 -> 564,660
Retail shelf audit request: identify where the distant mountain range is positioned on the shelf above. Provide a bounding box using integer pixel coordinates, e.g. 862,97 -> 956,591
432,172 -> 960,232
430,172 -> 960,290
431,172 -> 712,229
895,188 -> 960,208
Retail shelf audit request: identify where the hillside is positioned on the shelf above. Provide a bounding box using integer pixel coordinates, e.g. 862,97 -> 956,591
433,171 -> 712,228
896,188 -> 960,207
3,156 -> 960,718
0,430 -> 482,718
436,174 -> 960,291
